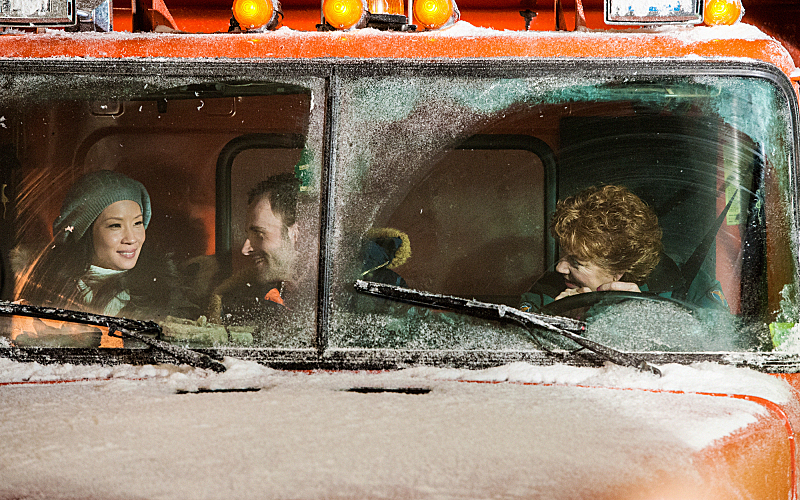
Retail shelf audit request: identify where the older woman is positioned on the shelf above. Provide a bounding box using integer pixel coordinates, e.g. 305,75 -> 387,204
19,170 -> 193,320
521,184 -> 727,313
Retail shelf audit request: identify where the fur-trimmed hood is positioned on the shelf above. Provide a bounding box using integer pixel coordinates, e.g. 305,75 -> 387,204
362,227 -> 411,274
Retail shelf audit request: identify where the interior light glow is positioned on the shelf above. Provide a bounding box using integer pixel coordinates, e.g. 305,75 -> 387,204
413,0 -> 459,30
703,0 -> 743,25
323,0 -> 367,29
368,0 -> 388,13
386,0 -> 404,15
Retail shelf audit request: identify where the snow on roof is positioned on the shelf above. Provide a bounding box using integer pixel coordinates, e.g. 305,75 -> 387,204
422,20 -> 774,42
5,19 -> 793,74
17,19 -> 774,44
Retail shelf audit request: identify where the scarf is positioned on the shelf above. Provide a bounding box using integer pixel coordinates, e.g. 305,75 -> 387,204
77,265 -> 130,316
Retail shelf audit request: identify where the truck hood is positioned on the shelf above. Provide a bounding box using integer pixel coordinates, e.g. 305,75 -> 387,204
0,358 -> 796,499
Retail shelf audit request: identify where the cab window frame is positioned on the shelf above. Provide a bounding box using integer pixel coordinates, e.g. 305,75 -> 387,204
0,57 -> 798,373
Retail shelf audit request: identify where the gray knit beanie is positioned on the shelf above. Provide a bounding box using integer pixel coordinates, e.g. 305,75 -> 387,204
53,170 -> 151,243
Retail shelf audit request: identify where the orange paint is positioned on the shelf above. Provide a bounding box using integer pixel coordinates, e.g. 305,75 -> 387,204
0,33 -> 794,78
461,378 -> 798,499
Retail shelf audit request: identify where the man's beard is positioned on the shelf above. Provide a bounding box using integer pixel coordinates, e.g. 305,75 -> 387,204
252,244 -> 295,284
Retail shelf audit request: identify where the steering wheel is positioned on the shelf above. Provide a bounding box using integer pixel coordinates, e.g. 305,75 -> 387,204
540,291 -> 699,317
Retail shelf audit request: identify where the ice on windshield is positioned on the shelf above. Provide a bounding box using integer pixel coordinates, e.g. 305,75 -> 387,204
328,69 -> 798,354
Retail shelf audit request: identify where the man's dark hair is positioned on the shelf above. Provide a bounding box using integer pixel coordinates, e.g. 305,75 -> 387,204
247,173 -> 300,227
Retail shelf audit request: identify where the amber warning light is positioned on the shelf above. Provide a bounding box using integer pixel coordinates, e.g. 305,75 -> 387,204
605,0 -> 703,24
414,0 -> 459,30
319,0 -> 458,31
703,0 -> 743,26
0,0 -> 76,26
231,0 -> 282,31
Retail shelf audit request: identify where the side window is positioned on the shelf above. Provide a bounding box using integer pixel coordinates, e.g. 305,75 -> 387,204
1,74 -> 324,350
385,142 -> 552,306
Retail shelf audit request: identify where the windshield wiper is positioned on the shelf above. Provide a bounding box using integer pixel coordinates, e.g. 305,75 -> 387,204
0,301 -> 226,373
355,280 -> 662,376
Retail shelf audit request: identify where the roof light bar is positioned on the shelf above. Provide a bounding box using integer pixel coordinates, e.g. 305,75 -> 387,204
319,0 -> 414,31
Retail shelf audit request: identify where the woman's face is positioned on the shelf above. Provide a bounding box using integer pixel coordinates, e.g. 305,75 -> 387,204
91,200 -> 146,271
555,254 -> 622,292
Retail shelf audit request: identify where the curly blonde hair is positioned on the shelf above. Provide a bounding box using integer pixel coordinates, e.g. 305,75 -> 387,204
552,185 -> 662,284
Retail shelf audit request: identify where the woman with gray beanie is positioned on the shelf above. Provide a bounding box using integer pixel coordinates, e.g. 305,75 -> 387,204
19,170 -> 194,320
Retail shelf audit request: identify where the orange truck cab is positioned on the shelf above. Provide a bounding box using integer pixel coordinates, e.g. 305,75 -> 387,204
1,0 -> 800,498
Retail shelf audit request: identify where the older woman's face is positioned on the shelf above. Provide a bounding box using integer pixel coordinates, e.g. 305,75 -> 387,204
555,254 -> 621,292
91,200 -> 146,271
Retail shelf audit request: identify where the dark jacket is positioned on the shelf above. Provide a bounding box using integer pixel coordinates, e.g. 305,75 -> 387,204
520,254 -> 729,313
207,268 -> 292,326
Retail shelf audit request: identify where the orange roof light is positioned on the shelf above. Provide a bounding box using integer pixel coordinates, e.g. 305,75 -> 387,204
232,0 -> 281,30
703,0 -> 743,26
323,0 -> 367,30
413,0 -> 459,30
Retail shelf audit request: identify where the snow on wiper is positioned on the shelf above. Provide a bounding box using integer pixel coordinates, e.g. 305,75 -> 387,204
0,301 -> 226,373
354,280 -> 662,376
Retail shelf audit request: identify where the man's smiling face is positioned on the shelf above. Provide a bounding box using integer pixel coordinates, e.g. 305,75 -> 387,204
241,197 -> 298,284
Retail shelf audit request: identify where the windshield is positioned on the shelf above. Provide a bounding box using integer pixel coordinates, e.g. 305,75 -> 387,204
327,69 -> 798,354
0,62 -> 797,360
0,68 -> 325,350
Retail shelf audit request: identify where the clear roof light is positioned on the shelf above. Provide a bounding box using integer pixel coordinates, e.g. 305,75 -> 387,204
605,0 -> 704,25
0,0 -> 76,26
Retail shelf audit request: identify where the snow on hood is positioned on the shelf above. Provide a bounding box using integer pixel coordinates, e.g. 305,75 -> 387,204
0,360 -> 781,499
0,356 -> 788,499
403,360 -> 794,403
0,356 -> 791,403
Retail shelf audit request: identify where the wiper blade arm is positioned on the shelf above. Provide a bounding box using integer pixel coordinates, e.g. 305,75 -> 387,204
355,280 -> 661,376
0,301 -> 226,373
